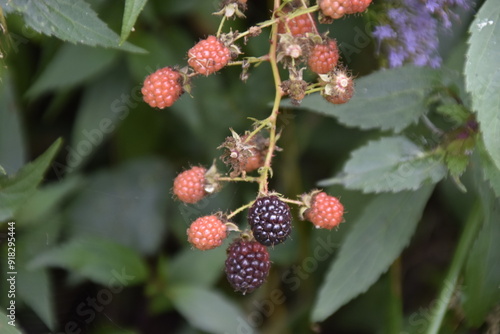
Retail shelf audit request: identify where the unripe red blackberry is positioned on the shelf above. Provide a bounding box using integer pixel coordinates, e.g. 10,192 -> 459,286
188,35 -> 231,76
308,39 -> 339,74
225,237 -> 271,294
142,67 -> 184,109
187,215 -> 228,250
301,191 -> 344,229
278,6 -> 316,37
247,195 -> 292,246
319,0 -> 372,19
173,166 -> 207,204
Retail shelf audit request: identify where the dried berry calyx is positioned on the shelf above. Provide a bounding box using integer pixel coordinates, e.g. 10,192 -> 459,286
319,67 -> 355,104
218,129 -> 269,177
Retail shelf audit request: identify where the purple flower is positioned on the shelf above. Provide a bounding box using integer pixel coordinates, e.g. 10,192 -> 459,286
388,46 -> 406,67
372,25 -> 397,40
372,0 -> 470,68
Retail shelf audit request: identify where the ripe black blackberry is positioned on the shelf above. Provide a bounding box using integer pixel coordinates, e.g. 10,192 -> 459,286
225,238 -> 271,294
247,195 -> 292,246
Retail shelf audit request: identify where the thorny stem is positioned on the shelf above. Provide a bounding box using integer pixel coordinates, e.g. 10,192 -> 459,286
227,55 -> 270,67
243,119 -> 269,144
305,86 -> 325,95
280,197 -> 304,206
227,200 -> 255,219
289,4 -> 319,18
216,15 -> 227,37
217,176 -> 260,183
234,4 -> 319,41
234,18 -> 277,41
217,1 -> 320,215
258,0 -> 284,195
299,0 -> 320,35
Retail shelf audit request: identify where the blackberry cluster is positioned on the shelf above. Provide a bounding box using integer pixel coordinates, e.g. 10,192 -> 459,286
160,0 -> 350,295
247,196 -> 292,246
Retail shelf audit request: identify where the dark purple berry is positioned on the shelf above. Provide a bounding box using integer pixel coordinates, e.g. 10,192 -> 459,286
247,195 -> 292,246
225,238 -> 271,294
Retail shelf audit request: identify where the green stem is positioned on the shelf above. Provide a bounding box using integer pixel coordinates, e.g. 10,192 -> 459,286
227,200 -> 255,219
387,258 -> 403,334
216,15 -> 226,37
287,4 -> 319,19
258,0 -> 283,195
227,55 -> 269,67
244,119 -> 269,144
425,201 -> 483,334
280,197 -> 303,206
305,86 -> 325,95
234,18 -> 278,41
217,176 -> 260,183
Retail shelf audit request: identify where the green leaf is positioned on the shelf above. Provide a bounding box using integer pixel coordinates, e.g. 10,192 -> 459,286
319,136 -> 446,193
312,186 -> 434,322
435,104 -> 471,124
0,311 -> 22,334
167,241 -> 229,287
477,140 -> 500,198
120,0 -> 147,43
465,0 -> 500,170
28,237 -> 148,286
17,268 -> 55,330
7,214 -> 65,330
169,285 -> 251,334
445,154 -> 469,179
14,175 -> 83,226
283,66 -> 440,132
463,177 -> 500,325
0,138 -> 62,222
69,67 -> 132,172
0,73 -> 26,174
66,157 -> 170,255
444,134 -> 475,183
2,0 -> 145,53
27,44 -> 118,98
